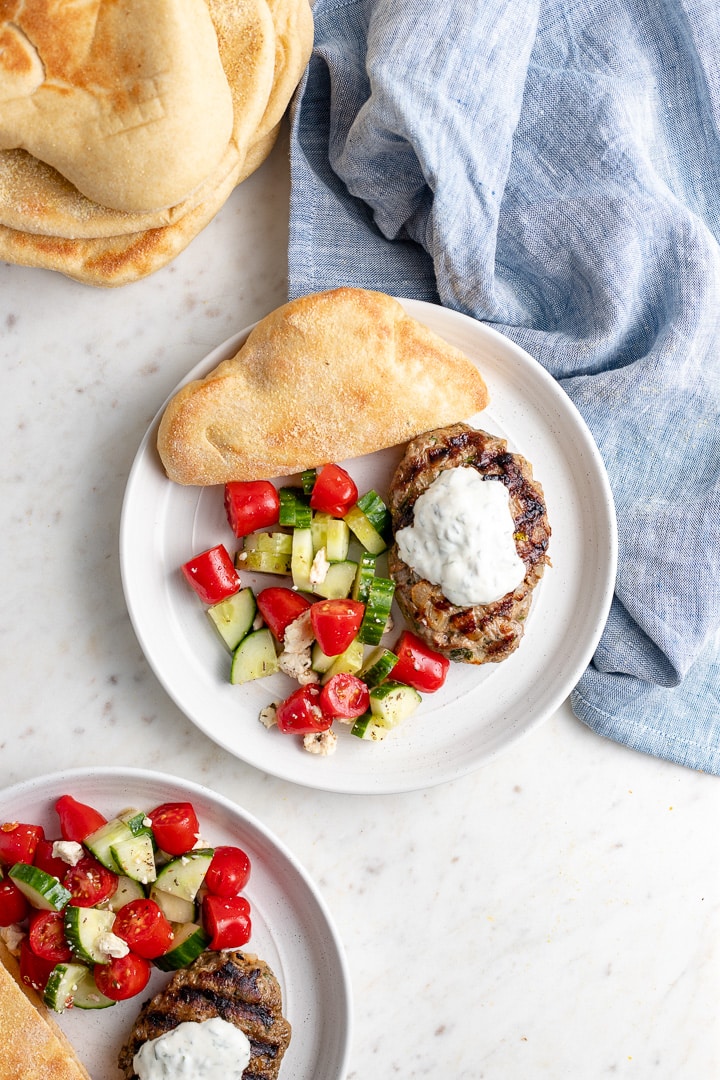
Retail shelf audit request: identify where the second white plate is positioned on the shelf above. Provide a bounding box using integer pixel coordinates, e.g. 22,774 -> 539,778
120,299 -> 617,794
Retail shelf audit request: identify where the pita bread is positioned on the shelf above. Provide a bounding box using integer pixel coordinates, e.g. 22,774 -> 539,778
0,939 -> 91,1080
0,0 -> 234,213
157,288 -> 490,485
0,0 -> 312,284
0,0 -> 277,238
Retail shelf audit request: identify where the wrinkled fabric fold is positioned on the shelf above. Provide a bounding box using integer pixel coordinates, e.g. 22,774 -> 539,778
288,0 -> 720,773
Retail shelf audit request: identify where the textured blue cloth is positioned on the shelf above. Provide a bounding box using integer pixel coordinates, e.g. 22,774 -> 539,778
287,0 -> 720,774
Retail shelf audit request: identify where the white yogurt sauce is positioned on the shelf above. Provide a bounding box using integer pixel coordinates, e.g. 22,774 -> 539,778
133,1017 -> 252,1080
395,466 -> 525,606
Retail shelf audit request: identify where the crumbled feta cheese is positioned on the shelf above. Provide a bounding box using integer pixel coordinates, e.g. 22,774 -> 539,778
51,840 -> 84,866
278,649 -> 318,684
309,547 -> 330,585
95,932 -> 130,960
143,817 -> 153,828
259,703 -> 278,729
0,924 -> 26,956
303,730 -> 338,756
252,611 -> 265,631
283,609 -> 314,653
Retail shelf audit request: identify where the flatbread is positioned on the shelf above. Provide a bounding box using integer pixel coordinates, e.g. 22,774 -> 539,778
0,939 -> 91,1080
0,0 -> 234,213
0,0 -> 277,238
0,0 -> 313,284
157,287 -> 490,485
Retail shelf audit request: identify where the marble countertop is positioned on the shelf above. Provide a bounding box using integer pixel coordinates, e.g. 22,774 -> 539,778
1,126 -> 718,1079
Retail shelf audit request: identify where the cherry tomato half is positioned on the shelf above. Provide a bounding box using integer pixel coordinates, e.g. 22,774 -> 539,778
55,795 -> 107,842
391,630 -> 450,693
33,838 -> 71,881
64,855 -> 118,908
148,801 -> 200,856
0,822 -> 43,866
204,846 -> 252,898
256,587 -> 312,642
112,899 -> 175,959
309,464 -> 359,518
28,911 -> 73,963
310,598 -> 365,656
224,480 -> 280,538
0,877 -> 29,926
181,545 -> 239,605
275,685 -> 333,735
20,937 -> 56,993
202,894 -> 252,951
93,953 -> 151,1001
319,672 -> 370,719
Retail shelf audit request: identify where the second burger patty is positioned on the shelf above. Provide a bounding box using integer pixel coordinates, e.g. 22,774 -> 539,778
118,950 -> 292,1080
387,423 -> 551,665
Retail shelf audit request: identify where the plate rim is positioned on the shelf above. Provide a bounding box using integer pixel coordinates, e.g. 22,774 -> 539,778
0,765 -> 354,1080
120,298 -> 617,794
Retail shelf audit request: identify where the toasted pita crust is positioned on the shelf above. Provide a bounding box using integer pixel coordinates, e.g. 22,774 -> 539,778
0,0 -> 277,238
0,0 -> 312,284
0,0 -> 234,213
157,288 -> 490,485
0,939 -> 91,1080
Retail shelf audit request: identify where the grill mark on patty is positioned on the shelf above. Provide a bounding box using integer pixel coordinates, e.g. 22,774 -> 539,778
387,423 -> 551,666
118,950 -> 291,1080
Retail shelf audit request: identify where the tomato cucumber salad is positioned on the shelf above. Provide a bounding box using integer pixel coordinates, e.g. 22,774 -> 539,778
181,463 -> 450,755
0,795 -> 252,1012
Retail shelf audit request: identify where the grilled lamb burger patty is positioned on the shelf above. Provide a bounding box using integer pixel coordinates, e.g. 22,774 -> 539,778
387,423 -> 551,665
118,951 -> 291,1080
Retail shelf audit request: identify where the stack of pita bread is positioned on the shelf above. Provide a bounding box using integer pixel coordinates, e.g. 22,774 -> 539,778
0,0 -> 313,286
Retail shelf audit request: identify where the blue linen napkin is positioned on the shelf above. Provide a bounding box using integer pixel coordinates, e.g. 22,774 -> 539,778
287,0 -> 720,774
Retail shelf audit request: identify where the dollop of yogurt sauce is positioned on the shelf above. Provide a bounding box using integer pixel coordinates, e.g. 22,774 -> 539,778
133,1017 -> 251,1080
395,466 -> 525,606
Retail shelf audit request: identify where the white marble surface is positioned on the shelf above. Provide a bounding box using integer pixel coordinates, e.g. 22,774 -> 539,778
1,124 -> 719,1079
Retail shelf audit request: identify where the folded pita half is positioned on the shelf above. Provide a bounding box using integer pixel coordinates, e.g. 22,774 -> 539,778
0,939 -> 91,1080
0,0 -> 235,213
157,288 -> 490,485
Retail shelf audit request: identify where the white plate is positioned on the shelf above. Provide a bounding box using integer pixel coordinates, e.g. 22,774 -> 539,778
120,299 -> 617,794
0,767 -> 351,1080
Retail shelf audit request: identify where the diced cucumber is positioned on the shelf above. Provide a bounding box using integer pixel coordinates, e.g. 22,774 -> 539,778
350,713 -> 389,741
311,511 -> 333,553
360,647 -> 398,687
71,966 -> 116,1010
149,886 -> 196,924
279,487 -> 312,528
301,468 -> 317,495
240,549 -> 292,575
312,560 -> 358,600
154,921 -> 210,971
326,518 -> 351,562
84,816 -> 136,868
357,577 -> 395,645
320,638 -> 365,683
355,490 -> 391,537
9,863 -> 71,912
104,875 -> 146,912
153,848 -> 213,902
369,681 -> 422,728
43,962 -> 92,1013
64,906 -> 116,964
207,587 -> 257,650
230,628 -> 279,684
291,527 -> 314,590
243,531 -> 293,554
118,807 -> 151,836
110,831 -> 156,885
344,504 -> 387,554
311,642 -> 336,674
352,551 -> 377,602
